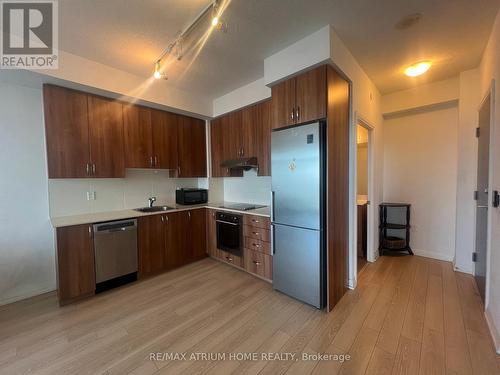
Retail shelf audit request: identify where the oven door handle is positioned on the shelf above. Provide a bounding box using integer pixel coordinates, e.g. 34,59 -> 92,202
216,220 -> 239,226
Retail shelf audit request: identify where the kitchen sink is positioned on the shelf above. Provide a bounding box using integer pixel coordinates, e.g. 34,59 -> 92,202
134,206 -> 174,213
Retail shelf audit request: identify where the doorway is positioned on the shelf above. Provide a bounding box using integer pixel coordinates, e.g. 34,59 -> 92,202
356,123 -> 370,273
474,91 -> 491,303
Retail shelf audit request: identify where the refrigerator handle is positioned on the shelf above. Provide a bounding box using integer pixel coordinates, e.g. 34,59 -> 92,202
270,191 -> 275,221
270,223 -> 275,255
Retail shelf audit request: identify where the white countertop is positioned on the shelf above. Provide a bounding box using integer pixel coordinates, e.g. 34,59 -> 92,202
50,202 -> 270,228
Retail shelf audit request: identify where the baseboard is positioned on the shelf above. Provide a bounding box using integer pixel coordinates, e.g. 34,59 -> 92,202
0,286 -> 56,307
453,262 -> 473,275
412,249 -> 454,262
485,307 -> 500,354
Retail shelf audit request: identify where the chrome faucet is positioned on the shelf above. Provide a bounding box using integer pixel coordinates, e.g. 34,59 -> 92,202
148,197 -> 156,208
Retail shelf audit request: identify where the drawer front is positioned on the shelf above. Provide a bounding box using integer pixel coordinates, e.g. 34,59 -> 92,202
219,250 -> 243,268
243,214 -> 270,229
244,248 -> 272,280
243,225 -> 270,242
244,237 -> 271,255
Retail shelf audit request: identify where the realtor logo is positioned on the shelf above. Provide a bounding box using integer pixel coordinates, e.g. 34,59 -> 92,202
1,0 -> 58,69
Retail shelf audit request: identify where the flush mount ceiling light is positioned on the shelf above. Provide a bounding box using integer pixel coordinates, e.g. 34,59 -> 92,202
404,61 -> 431,77
153,0 -> 228,80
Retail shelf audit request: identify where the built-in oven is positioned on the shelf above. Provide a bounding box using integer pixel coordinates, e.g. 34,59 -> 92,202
216,211 -> 243,257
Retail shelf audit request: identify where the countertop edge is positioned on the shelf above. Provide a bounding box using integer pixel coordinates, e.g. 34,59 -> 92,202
51,204 -> 270,228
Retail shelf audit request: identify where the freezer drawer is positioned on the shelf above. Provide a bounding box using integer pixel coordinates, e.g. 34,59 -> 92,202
272,223 -> 324,308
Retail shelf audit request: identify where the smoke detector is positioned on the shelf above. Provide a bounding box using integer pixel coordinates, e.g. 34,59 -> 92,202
395,13 -> 422,30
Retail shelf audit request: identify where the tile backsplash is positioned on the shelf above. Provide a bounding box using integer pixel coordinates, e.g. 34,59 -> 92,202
48,169 -> 205,217
222,169 -> 271,205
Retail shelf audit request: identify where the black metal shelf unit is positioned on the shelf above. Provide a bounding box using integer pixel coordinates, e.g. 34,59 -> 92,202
379,203 -> 413,256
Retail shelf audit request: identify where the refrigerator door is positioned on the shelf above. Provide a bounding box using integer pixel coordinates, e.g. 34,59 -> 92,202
272,223 -> 323,308
271,122 -> 321,230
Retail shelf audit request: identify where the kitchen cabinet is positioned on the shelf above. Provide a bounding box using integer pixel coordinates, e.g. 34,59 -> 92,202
188,209 -> 207,259
206,209 -> 217,257
87,95 -> 125,177
151,109 -> 178,170
123,105 -> 153,169
138,215 -> 165,277
43,85 -> 91,178
210,100 -> 271,177
56,224 -> 95,304
44,85 -> 125,178
271,65 -> 326,129
244,249 -> 272,280
177,115 -> 207,177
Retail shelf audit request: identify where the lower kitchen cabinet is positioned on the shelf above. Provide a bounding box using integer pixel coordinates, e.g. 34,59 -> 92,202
138,209 -> 207,278
138,214 -> 166,277
56,224 -> 96,304
244,248 -> 272,280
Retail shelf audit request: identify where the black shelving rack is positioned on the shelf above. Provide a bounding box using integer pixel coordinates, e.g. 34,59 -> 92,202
379,203 -> 413,256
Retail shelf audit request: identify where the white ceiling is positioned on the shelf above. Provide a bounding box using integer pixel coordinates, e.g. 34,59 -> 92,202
59,0 -> 499,98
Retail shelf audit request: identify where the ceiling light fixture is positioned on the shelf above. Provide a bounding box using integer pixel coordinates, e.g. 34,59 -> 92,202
153,0 -> 227,80
404,61 -> 431,77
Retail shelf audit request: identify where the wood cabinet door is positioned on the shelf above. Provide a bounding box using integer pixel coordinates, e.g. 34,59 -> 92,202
123,105 -> 153,169
151,109 -> 178,169
43,85 -> 90,178
138,215 -> 165,277
222,110 -> 243,162
247,100 -> 272,176
241,104 -> 258,159
165,211 -> 188,269
177,115 -> 207,177
206,209 -> 217,257
56,224 -> 95,304
295,65 -> 326,124
189,209 -> 207,260
210,117 -> 225,177
87,95 -> 125,178
271,78 -> 296,129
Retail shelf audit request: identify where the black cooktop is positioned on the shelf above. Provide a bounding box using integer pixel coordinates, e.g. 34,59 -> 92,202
218,203 -> 266,211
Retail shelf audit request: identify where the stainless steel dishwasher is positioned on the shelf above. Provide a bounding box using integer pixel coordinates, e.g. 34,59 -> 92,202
93,219 -> 138,293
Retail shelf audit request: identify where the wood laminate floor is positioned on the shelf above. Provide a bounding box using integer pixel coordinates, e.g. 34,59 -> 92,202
0,256 -> 499,375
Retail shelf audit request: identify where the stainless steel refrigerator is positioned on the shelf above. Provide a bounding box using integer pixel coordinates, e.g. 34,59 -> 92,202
271,121 -> 326,308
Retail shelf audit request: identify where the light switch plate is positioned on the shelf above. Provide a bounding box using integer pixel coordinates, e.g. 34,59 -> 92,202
87,191 -> 96,201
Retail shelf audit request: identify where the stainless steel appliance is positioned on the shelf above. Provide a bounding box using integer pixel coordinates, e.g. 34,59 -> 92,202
175,188 -> 208,205
93,219 -> 138,293
218,203 -> 266,211
216,212 -> 243,256
271,121 -> 326,308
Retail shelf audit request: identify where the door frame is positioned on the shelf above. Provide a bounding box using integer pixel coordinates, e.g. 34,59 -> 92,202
349,113 -> 375,288
475,79 -> 495,309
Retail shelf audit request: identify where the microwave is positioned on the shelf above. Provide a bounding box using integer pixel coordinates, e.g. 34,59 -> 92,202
175,188 -> 208,205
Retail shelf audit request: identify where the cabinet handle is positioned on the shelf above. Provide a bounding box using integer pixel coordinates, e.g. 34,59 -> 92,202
252,219 -> 259,223
226,256 -> 233,262
154,156 -> 158,167
178,166 -> 181,176
296,106 -> 300,121
149,157 -> 153,167
86,163 -> 90,176
165,215 -> 169,223
188,211 -> 191,219
291,108 -> 295,121
252,243 -> 261,248
92,164 -> 96,175
88,225 -> 92,237
161,216 -> 164,222
252,231 -> 260,236
253,260 -> 261,266
241,147 -> 244,157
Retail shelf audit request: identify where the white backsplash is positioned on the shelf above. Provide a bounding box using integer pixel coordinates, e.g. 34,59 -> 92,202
48,169 -> 269,217
222,169 -> 271,205
48,169 -> 203,217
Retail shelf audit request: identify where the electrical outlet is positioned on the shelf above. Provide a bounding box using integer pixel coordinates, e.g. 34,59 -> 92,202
86,191 -> 96,201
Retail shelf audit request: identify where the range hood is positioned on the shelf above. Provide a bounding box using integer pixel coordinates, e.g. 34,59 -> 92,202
220,157 -> 258,171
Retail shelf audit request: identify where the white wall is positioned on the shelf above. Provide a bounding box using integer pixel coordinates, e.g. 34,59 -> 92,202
455,69 -> 481,273
383,106 -> 459,261
213,78 -> 271,117
478,9 -> 500,353
0,83 -> 55,305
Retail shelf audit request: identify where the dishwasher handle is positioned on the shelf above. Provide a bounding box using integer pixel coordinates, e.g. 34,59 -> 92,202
93,219 -> 137,233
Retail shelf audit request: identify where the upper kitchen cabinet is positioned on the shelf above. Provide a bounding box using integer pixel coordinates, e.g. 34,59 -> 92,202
210,100 -> 271,177
43,85 -> 91,178
123,105 -> 153,169
151,109 -> 178,170
44,85 -> 125,178
271,65 -> 326,129
87,96 -> 125,178
177,115 -> 207,177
